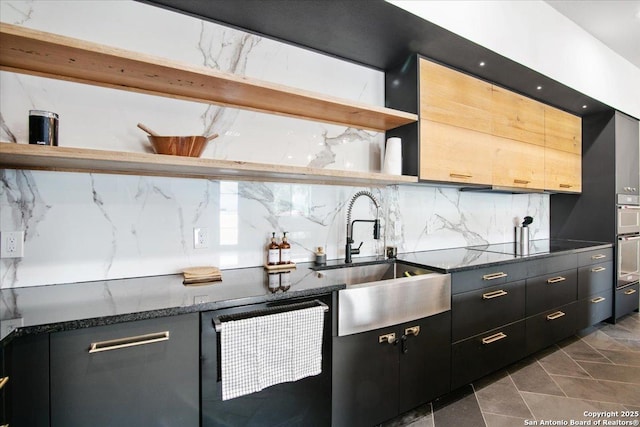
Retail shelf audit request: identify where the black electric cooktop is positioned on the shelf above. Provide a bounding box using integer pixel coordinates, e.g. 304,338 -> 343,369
468,239 -> 608,257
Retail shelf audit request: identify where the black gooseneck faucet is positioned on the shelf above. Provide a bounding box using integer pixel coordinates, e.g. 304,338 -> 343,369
345,190 -> 381,263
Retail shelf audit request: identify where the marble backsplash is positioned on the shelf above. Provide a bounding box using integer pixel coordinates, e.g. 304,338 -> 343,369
0,1 -> 549,288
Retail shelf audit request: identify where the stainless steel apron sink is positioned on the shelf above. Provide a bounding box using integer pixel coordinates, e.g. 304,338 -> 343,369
314,262 -> 451,336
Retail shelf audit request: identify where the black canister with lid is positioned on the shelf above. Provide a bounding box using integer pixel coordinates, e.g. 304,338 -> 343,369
29,110 -> 59,146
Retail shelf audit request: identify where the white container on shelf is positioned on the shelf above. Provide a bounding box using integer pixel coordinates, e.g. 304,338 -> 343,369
383,137 -> 402,175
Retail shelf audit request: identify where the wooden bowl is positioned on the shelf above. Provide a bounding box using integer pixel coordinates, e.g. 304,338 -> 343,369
147,134 -> 217,157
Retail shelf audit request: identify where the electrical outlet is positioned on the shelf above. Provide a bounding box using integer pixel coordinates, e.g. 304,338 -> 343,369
0,231 -> 25,258
194,227 -> 209,249
194,295 -> 209,304
1,318 -> 24,338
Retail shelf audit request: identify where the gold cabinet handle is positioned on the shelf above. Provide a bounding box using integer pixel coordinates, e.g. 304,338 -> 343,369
591,267 -> 606,273
559,184 -> 572,188
89,331 -> 169,354
0,376 -> 8,390
404,326 -> 420,337
481,332 -> 507,345
624,289 -> 637,295
449,173 -> 472,179
514,179 -> 530,185
379,332 -> 396,344
482,289 -> 508,299
547,276 -> 566,284
590,297 -> 606,303
483,272 -> 508,281
591,254 -> 606,260
546,311 -> 566,321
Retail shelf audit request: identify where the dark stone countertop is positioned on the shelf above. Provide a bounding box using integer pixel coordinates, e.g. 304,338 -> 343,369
0,239 -> 612,342
397,239 -> 613,273
0,262 -> 343,341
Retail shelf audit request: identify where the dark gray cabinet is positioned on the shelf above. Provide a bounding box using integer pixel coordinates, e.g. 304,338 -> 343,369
551,111 -> 639,321
615,112 -> 640,196
200,295 -> 333,427
615,283 -> 639,319
576,248 -> 614,329
50,313 -> 199,427
2,333 -> 50,427
526,302 -> 578,354
451,264 -> 527,389
332,312 -> 450,427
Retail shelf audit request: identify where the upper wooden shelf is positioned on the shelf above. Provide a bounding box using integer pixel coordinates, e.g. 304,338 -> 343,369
0,23 -> 417,132
0,143 -> 418,186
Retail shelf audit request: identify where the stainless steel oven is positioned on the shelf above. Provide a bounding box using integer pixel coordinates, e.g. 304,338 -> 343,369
617,204 -> 640,235
618,234 -> 640,288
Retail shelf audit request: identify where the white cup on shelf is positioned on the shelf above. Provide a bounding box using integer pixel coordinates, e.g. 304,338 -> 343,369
383,137 -> 402,175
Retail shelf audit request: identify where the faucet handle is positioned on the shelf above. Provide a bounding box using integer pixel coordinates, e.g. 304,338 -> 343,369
351,242 -> 363,255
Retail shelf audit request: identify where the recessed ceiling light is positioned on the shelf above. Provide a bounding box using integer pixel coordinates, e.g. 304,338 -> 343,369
582,105 -> 588,109
479,61 -> 485,67
536,86 -> 542,90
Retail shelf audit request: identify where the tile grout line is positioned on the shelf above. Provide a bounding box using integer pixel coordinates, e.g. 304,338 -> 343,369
558,343 -> 595,378
517,389 -> 629,410
506,370 -> 537,422
469,383 -> 489,427
429,402 -> 434,427
535,348 -> 569,398
550,371 -> 640,386
577,329 -> 624,363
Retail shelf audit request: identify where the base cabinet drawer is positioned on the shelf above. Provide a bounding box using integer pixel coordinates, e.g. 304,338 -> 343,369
451,321 -> 525,389
578,262 -> 613,299
577,289 -> 613,329
452,280 -> 525,342
615,283 -> 640,320
526,269 -> 577,315
526,302 -> 577,354
50,314 -> 199,427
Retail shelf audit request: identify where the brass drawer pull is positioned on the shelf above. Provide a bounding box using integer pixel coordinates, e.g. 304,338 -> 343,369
591,297 -> 606,303
481,332 -> 507,345
379,332 -> 396,344
0,376 -> 8,390
546,311 -> 566,321
624,289 -> 637,295
404,326 -> 420,337
559,183 -> 572,188
89,331 -> 170,354
482,272 -> 508,281
547,276 -> 566,284
514,179 -> 530,185
591,254 -> 606,260
591,267 -> 606,273
449,173 -> 472,179
482,289 -> 508,299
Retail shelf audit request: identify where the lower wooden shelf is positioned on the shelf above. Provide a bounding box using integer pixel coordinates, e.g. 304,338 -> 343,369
0,143 -> 418,186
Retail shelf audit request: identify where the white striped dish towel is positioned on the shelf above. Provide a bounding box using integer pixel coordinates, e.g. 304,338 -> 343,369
220,305 -> 324,401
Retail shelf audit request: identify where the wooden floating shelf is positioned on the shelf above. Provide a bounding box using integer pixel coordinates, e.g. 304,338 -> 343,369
0,23 -> 417,132
0,143 -> 419,186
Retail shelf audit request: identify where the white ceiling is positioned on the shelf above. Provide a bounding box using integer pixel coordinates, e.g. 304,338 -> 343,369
545,0 -> 640,69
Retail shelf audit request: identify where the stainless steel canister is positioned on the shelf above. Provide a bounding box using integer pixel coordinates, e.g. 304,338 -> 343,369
29,110 -> 59,146
514,226 -> 530,255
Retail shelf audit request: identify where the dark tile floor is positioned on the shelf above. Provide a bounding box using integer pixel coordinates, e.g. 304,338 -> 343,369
384,312 -> 640,427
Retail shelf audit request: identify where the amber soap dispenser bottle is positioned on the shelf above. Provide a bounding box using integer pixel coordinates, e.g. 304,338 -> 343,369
267,232 -> 280,265
279,232 -> 291,264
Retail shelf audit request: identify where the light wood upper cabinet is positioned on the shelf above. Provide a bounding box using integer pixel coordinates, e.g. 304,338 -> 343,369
388,56 -> 582,192
492,137 -> 545,190
420,120 -> 494,185
544,106 -> 581,154
545,149 -> 582,193
491,86 -> 545,146
420,59 -> 492,135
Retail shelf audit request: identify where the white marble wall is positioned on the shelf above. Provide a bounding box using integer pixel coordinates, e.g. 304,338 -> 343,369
0,1 -> 549,288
